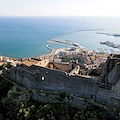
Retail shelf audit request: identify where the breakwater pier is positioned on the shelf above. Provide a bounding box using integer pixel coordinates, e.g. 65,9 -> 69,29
47,30 -> 78,43
47,29 -> 104,43
46,29 -> 104,50
97,32 -> 120,37
100,41 -> 120,49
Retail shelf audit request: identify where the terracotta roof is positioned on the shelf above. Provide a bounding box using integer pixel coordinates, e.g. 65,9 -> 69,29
21,60 -> 37,66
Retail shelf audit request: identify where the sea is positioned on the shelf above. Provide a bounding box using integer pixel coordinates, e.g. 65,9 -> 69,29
0,16 -> 120,58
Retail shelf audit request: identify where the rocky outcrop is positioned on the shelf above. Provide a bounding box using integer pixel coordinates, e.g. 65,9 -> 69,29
108,63 -> 120,85
89,62 -> 105,76
100,54 -> 120,85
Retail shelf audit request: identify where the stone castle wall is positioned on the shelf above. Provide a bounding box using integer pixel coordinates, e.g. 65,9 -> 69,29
3,63 -> 120,109
100,54 -> 120,84
49,62 -> 73,72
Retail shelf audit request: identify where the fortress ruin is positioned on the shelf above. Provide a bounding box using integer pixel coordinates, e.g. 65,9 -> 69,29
2,54 -> 120,109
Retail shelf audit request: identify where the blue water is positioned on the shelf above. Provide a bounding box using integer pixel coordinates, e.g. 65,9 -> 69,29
0,16 -> 120,58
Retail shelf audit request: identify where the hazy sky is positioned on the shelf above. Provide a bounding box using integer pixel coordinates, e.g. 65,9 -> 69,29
0,0 -> 120,16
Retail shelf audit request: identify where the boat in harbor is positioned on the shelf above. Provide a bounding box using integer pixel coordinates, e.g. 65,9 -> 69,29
113,33 -> 120,37
96,32 -> 120,37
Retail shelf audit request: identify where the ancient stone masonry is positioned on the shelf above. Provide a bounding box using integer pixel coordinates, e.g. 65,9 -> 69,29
100,54 -> 120,86
48,62 -> 72,72
99,54 -> 120,101
2,55 -> 120,109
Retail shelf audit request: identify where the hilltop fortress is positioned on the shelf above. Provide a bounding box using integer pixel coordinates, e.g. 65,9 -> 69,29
2,54 -> 120,110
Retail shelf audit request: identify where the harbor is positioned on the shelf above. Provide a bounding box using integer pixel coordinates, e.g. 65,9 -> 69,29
46,30 -> 120,57
100,41 -> 120,49
47,29 -> 104,43
46,30 -> 105,52
96,32 -> 120,37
